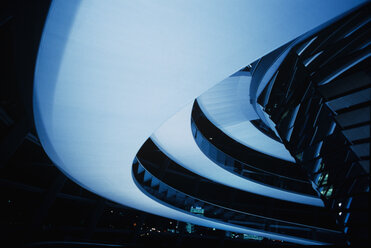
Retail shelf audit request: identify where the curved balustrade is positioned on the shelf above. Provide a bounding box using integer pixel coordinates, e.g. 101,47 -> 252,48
132,155 -> 344,244
191,100 -> 316,195
138,139 -> 333,226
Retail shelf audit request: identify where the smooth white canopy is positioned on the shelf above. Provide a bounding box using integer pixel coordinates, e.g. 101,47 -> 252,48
34,0 -> 364,244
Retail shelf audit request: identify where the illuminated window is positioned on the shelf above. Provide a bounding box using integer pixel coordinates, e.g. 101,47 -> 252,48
325,185 -> 333,198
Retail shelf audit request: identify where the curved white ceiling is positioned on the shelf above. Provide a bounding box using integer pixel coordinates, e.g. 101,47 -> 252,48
33,0 -> 365,244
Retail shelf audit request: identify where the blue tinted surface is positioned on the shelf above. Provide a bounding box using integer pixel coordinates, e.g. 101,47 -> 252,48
34,0 -> 365,244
